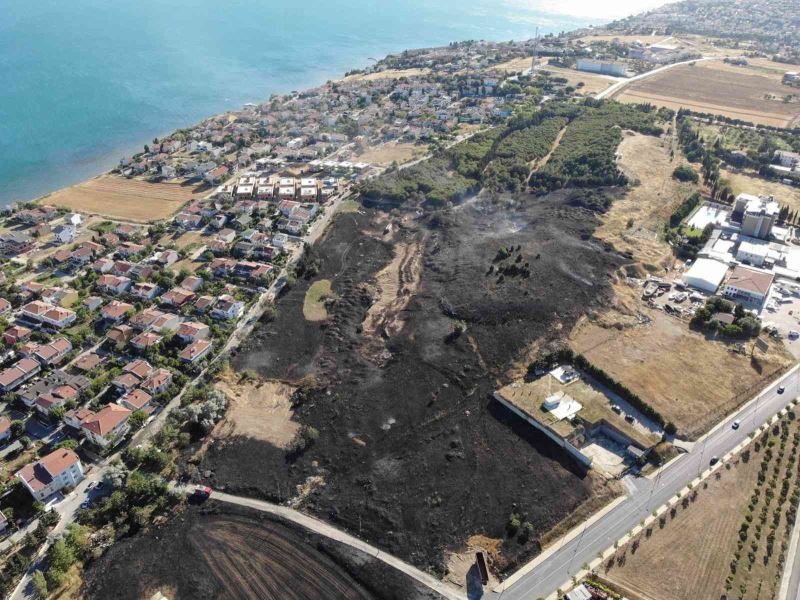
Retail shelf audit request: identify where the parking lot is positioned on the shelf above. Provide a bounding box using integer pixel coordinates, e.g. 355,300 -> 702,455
762,281 -> 800,359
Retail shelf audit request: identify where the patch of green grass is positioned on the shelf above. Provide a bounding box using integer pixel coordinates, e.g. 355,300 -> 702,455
303,279 -> 335,321
338,198 -> 361,214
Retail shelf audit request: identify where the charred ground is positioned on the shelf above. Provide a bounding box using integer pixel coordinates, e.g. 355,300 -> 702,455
82,501 -> 441,600
194,191 -> 627,574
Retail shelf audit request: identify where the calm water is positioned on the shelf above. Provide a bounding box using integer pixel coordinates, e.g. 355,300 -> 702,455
0,0 -> 612,204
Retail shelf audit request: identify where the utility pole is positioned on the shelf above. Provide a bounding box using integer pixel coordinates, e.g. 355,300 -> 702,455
531,27 -> 540,75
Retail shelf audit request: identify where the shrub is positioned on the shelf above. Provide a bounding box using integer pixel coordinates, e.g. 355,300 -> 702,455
672,164 -> 699,183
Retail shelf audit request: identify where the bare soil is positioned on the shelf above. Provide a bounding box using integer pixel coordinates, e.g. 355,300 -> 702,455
212,374 -> 299,449
198,192 -> 627,575
42,175 -> 209,222
82,502 -> 443,600
722,168 -> 800,214
353,142 -> 425,166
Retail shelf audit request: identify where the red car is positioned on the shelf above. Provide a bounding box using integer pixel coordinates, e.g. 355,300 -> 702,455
193,485 -> 212,500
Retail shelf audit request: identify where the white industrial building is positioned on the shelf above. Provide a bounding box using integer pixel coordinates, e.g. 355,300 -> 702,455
575,59 -> 627,77
683,258 -> 729,293
736,238 -> 771,267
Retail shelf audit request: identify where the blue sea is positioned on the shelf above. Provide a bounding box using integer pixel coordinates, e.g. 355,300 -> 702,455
0,0 -> 627,205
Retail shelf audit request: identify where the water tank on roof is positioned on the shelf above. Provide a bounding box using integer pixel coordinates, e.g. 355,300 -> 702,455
544,393 -> 562,410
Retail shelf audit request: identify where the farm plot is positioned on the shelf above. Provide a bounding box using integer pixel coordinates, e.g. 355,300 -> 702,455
616,63 -> 800,128
43,175 -> 209,222
604,411 -> 800,600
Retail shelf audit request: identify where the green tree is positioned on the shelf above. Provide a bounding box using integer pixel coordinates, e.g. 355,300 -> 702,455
32,570 -> 48,599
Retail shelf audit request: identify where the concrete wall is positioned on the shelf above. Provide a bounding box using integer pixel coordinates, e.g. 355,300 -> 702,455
493,393 -> 593,468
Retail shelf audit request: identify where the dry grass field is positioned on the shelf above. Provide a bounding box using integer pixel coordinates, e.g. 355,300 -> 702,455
342,67 -> 429,82
721,168 -> 800,213
616,63 -> 800,128
603,445 -> 759,600
352,142 -> 425,166
596,130 -> 695,270
605,412 -> 800,600
43,175 -> 208,222
570,309 -> 793,439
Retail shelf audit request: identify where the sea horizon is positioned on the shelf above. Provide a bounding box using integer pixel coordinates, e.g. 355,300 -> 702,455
0,0 -> 674,206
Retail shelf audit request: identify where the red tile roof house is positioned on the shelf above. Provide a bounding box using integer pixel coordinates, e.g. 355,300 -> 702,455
131,282 -> 161,301
180,276 -> 204,292
130,331 -> 162,351
107,324 -> 134,346
64,407 -> 95,429
92,258 -> 115,273
0,358 -> 41,392
0,297 -> 11,315
20,301 -> 77,329
177,321 -> 210,343
141,368 -> 173,395
119,389 -> 153,412
0,416 -> 11,443
96,274 -> 132,295
35,384 -> 79,416
101,300 -> 135,324
130,307 -> 168,330
157,249 -> 179,266
16,448 -> 84,501
161,287 -> 196,307
30,337 -> 73,366
4,325 -> 31,345
74,351 -> 104,372
81,404 -> 131,448
194,295 -> 216,313
179,339 -> 213,364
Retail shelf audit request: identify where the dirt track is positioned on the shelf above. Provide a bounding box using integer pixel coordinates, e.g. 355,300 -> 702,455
199,192 -> 625,575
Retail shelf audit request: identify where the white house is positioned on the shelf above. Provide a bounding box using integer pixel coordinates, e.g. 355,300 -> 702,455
212,294 -> 245,320
16,448 -> 84,501
81,404 -> 131,448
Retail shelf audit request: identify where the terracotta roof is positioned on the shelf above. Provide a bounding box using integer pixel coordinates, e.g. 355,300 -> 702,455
726,265 -> 774,296
121,389 -> 152,410
81,404 -> 131,437
17,449 -> 80,492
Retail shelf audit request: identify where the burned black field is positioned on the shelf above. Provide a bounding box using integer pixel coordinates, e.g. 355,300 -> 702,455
200,192 -> 626,574
83,501 -> 440,600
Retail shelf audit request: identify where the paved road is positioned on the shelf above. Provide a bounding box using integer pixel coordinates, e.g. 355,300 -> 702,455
492,366 -> 800,600
594,56 -> 721,100
174,485 -> 462,600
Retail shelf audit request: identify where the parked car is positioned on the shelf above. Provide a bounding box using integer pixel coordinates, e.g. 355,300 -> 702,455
710,456 -> 719,465
193,485 -> 212,501
624,414 -> 636,424
732,420 -> 740,430
778,386 -> 786,395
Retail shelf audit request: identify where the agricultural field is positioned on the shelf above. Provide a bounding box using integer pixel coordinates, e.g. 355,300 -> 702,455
616,62 -> 800,128
83,502 -> 442,600
42,175 -> 209,222
604,409 -> 800,600
570,308 -> 793,439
